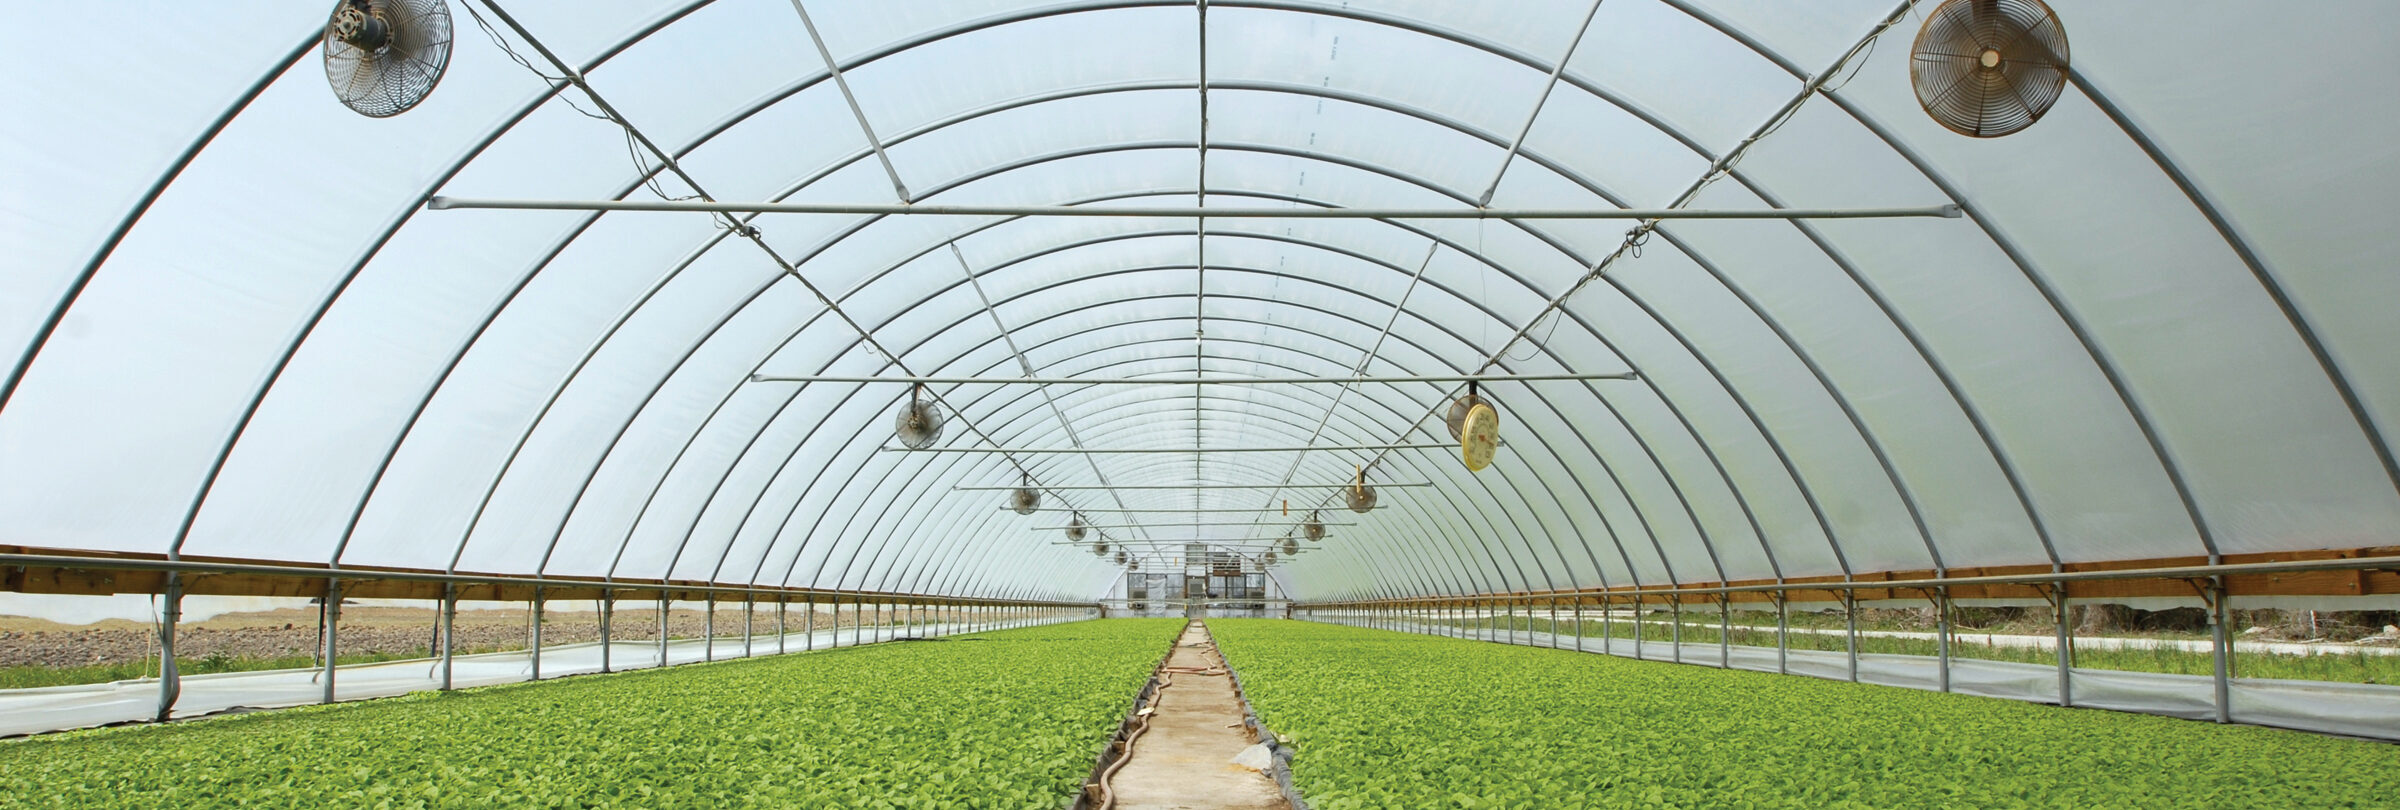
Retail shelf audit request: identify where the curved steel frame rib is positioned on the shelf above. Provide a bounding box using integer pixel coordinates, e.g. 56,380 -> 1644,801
6,0 -> 2366,602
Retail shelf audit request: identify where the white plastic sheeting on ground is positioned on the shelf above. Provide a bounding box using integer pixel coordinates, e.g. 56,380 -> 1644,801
1319,617 -> 2400,742
0,620 -> 1014,739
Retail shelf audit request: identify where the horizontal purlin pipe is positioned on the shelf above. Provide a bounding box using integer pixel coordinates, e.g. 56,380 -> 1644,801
0,553 -> 1081,606
427,196 -> 1960,220
1298,555 -> 2400,605
1040,522 -> 1355,529
892,443 -> 1458,454
1001,507 -> 1384,513
957,483 -> 1431,490
751,372 -> 1636,384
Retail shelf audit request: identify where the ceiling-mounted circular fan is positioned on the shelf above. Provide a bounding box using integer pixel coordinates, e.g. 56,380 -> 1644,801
1444,389 -> 1491,441
1008,485 -> 1040,516
1281,537 -> 1299,556
1092,541 -> 1111,556
1302,512 -> 1326,542
1065,516 -> 1088,543
1346,465 -> 1377,513
893,384 -> 945,450
1113,551 -> 1128,565
323,0 -> 453,118
1264,551 -> 1279,565
1910,0 -> 2069,138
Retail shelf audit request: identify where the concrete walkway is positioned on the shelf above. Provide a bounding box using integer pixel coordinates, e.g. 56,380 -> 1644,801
1105,622 -> 1287,810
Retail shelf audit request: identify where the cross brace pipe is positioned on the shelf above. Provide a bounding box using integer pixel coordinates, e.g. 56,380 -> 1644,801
751,372 -> 1636,385
892,443 -> 1464,454
956,482 -> 1432,490
427,196 -> 1961,220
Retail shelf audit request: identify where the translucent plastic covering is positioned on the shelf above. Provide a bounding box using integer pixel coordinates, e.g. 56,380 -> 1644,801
4,1 -> 2395,602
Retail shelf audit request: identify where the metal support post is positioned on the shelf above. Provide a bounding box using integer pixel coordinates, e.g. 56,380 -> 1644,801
600,590 -> 613,674
1774,593 -> 1789,675
2209,578 -> 2233,723
1573,599 -> 1584,652
657,596 -> 669,667
156,572 -> 183,723
1606,596 -> 1617,656
704,595 -> 715,662
1670,595 -> 1683,664
320,578 -> 341,704
777,599 -> 787,654
1718,596 -> 1731,668
2050,583 -> 2072,707
530,586 -> 544,681
805,596 -> 816,650
440,583 -> 458,689
743,596 -> 754,659
1844,593 -> 1861,683
1935,587 -> 1952,693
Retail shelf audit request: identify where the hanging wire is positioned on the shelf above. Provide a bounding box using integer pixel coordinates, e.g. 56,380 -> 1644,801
464,1 -> 753,235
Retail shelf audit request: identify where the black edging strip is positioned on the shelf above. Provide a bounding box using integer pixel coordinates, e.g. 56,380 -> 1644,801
1217,630 -> 1312,810
1071,631 -> 1182,810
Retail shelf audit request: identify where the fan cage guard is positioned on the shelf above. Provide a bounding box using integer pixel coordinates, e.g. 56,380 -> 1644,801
323,0 -> 453,118
1909,0 -> 2069,138
893,395 -> 946,450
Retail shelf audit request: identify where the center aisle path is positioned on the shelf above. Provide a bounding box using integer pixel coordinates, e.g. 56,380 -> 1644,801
1105,621 -> 1288,810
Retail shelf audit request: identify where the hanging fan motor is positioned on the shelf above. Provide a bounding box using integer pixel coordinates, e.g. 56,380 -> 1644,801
1346,465 -> 1377,513
1113,551 -> 1128,565
893,385 -> 945,449
1008,486 -> 1041,515
1910,0 -> 2069,138
322,0 -> 453,117
1065,517 -> 1089,543
1302,512 -> 1326,542
1092,541 -> 1111,556
1264,552 -> 1278,565
1282,537 -> 1299,556
1445,389 -> 1492,440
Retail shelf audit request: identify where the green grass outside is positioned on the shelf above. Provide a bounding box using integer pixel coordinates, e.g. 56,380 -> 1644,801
1408,612 -> 2400,685
1211,620 -> 2400,809
0,619 -> 1182,808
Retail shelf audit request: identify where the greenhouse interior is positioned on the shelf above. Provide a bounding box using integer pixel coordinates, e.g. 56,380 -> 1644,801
2,0 -> 2396,806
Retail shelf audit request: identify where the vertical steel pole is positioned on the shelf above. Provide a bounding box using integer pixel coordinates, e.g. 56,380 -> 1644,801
704,595 -> 715,663
1605,596 -> 1616,656
156,573 -> 183,723
530,586 -> 544,682
320,578 -> 341,705
1775,593 -> 1789,675
1718,597 -> 1731,668
777,599 -> 787,654
1845,592 -> 1861,683
1671,596 -> 1685,664
2053,584 -> 2073,707
656,595 -> 669,667
2210,579 -> 2233,723
600,590 -> 613,674
805,596 -> 816,650
743,596 -> 754,659
1935,588 -> 1952,693
1573,598 -> 1584,652
440,583 -> 458,689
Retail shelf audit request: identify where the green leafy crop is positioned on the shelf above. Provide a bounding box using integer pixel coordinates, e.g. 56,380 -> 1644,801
1209,620 -> 2400,809
0,619 -> 1183,808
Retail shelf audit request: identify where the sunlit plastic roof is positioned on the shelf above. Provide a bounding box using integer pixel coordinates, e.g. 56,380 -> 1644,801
3,1 -> 2394,602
